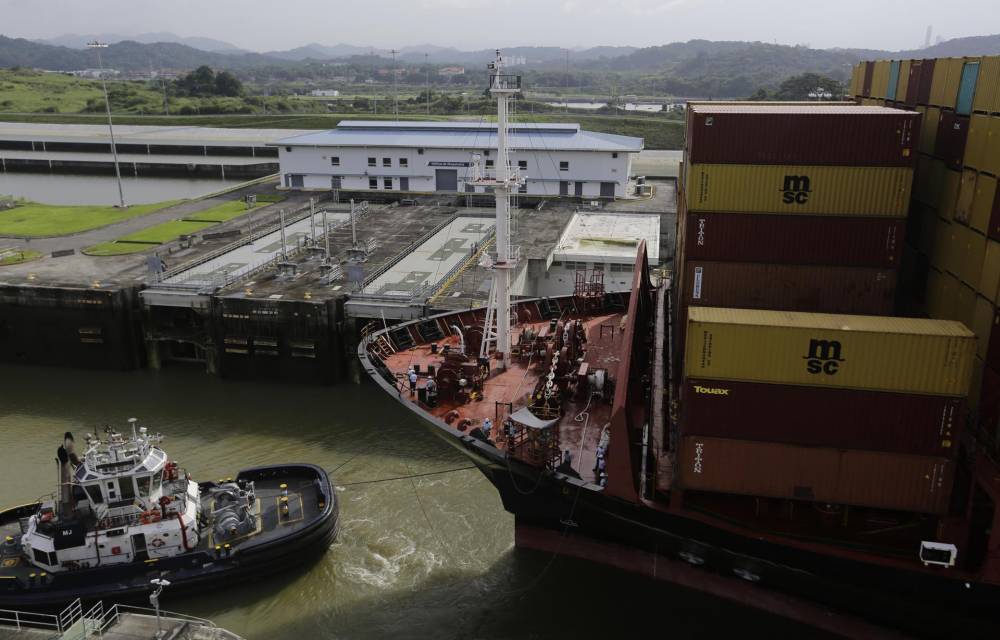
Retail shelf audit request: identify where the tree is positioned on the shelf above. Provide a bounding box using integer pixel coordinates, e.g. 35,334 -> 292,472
771,73 -> 846,101
214,71 -> 243,97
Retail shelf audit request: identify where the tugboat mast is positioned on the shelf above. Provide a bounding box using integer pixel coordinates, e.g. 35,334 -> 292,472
475,50 -> 522,369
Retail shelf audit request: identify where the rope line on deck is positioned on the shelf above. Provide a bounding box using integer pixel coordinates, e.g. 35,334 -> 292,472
335,465 -> 476,487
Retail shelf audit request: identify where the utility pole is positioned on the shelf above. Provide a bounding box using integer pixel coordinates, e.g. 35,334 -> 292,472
564,50 -> 569,115
425,52 -> 430,116
391,49 -> 400,119
87,41 -> 126,208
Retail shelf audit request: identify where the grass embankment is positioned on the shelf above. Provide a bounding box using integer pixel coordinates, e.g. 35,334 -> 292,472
0,200 -> 180,237
0,249 -> 42,265
84,199 -> 265,256
0,112 -> 683,149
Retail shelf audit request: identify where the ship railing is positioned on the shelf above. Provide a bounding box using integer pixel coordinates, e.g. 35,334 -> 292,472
99,603 -> 218,634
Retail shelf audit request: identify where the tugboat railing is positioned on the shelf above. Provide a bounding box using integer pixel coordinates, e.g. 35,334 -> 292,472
99,603 -> 218,633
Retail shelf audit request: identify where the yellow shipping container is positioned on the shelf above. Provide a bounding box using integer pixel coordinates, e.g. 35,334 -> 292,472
980,239 -> 1000,303
684,307 -> 975,396
919,106 -> 941,155
897,60 -> 911,102
930,58 -> 965,109
986,117 -> 1000,176
871,60 -> 890,100
926,268 -> 976,327
972,56 -> 1000,113
964,114 -> 992,171
955,169 -> 977,223
972,295 -> 996,359
940,169 -> 963,220
944,224 -> 987,289
685,164 -> 913,217
970,174 -> 998,234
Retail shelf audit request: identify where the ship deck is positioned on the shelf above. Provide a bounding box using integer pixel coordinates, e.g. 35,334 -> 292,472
382,309 -> 630,484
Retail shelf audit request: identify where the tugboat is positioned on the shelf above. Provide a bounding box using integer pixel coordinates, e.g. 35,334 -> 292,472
0,420 -> 337,608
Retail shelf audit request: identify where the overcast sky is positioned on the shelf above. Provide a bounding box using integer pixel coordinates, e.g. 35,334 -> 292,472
3,0 -> 995,52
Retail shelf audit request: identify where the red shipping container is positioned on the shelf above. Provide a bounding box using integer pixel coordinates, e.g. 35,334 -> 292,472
678,436 -> 954,514
686,105 -> 919,167
680,378 -> 963,457
935,112 -> 971,170
682,261 -> 897,316
916,59 -> 936,106
863,61 -> 875,96
682,212 -> 904,268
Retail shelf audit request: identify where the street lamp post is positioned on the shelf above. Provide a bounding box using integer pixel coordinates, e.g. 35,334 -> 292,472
425,53 -> 430,116
149,578 -> 170,639
391,49 -> 400,119
87,41 -> 127,208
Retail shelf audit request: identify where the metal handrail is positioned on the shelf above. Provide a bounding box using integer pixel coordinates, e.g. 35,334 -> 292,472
0,607 -> 61,632
104,603 -> 217,630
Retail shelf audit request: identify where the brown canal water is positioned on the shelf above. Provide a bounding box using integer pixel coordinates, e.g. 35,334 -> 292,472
0,364 -> 822,639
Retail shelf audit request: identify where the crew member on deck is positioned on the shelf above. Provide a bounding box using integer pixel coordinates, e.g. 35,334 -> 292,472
408,368 -> 418,395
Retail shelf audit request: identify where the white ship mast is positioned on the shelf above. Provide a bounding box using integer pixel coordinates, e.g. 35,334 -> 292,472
473,50 -> 523,369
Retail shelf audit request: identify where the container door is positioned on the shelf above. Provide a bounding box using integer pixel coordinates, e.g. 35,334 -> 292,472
434,169 -> 458,191
887,60 -> 900,101
956,62 -> 981,116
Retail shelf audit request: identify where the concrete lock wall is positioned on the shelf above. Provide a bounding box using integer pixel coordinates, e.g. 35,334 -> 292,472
0,284 -> 143,371
277,145 -> 631,197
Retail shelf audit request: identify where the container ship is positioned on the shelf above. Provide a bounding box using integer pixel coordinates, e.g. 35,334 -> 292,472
360,52 -> 1000,637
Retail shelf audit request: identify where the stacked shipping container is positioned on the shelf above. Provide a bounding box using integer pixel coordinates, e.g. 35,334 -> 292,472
673,102 -> 982,515
851,56 -> 1000,446
679,308 -> 976,514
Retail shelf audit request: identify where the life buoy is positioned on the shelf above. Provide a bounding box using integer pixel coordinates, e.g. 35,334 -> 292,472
150,537 -> 165,548
444,410 -> 460,425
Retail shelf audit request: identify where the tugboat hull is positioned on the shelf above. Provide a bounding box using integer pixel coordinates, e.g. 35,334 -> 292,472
0,463 -> 338,609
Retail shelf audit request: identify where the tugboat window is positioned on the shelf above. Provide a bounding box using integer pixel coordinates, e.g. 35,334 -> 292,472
136,475 -> 151,497
33,549 -> 48,565
153,469 -> 163,490
106,481 -> 116,500
119,478 -> 135,501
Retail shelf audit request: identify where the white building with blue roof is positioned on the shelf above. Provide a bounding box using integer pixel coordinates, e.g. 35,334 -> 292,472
271,120 -> 644,199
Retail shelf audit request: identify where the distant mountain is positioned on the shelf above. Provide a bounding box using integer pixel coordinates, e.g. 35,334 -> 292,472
900,33 -> 1000,58
264,43 -> 382,61
0,35 -> 274,70
36,32 -> 246,53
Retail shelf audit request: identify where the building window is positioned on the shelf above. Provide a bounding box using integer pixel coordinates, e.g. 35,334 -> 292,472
369,178 -> 378,189
383,158 -> 391,167
518,160 -> 527,170
368,157 -> 376,167
559,161 -> 569,171
400,158 -> 408,168
486,159 -> 494,168
330,156 -> 340,166
592,262 -> 604,271
384,178 -> 393,190
417,148 -> 424,155
612,152 -> 618,159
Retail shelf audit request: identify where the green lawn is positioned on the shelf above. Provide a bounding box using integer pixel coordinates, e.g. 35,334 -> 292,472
0,249 -> 42,265
182,200 -> 254,223
117,219 -> 217,244
0,200 -> 181,237
84,219 -> 216,256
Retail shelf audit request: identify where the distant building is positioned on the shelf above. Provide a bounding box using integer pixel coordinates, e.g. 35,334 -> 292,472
310,89 -> 340,97
273,120 -> 643,199
437,66 -> 465,77
68,69 -> 119,79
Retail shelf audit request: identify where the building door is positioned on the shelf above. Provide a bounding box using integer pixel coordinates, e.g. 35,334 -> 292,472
559,181 -> 569,196
574,182 -> 584,197
435,169 -> 458,191
600,182 -> 616,198
290,174 -> 304,188
132,533 -> 148,562
331,176 -> 342,189
400,177 -> 409,191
